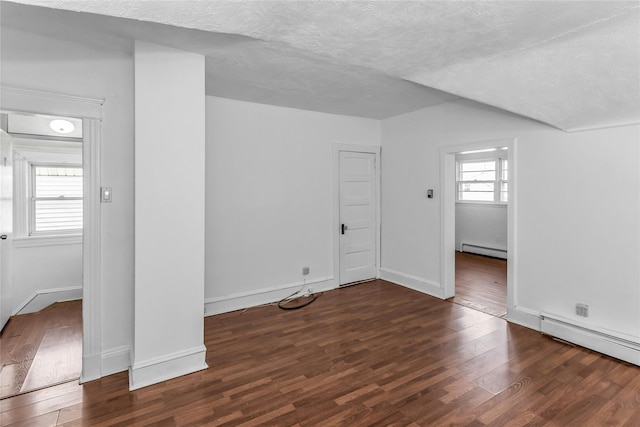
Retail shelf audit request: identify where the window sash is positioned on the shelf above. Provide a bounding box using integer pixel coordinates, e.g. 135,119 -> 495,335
30,164 -> 83,235
457,156 -> 508,204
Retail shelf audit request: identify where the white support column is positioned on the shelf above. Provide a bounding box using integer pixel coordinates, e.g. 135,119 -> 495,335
130,40 -> 207,390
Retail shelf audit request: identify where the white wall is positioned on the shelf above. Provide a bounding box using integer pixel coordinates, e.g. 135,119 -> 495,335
1,27 -> 135,372
205,97 -> 379,312
11,240 -> 82,313
455,204 -> 507,257
131,41 -> 206,389
381,99 -> 640,339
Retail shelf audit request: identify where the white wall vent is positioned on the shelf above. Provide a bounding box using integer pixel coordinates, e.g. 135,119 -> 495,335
540,313 -> 640,366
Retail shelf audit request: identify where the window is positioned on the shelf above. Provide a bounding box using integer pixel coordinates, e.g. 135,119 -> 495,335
457,157 -> 508,203
30,164 -> 83,235
500,159 -> 508,202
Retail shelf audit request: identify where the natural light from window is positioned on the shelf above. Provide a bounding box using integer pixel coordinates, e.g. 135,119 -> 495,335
457,155 -> 508,204
31,165 -> 83,234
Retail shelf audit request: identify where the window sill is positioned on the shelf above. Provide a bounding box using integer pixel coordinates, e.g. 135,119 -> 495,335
13,234 -> 83,248
455,202 -> 507,208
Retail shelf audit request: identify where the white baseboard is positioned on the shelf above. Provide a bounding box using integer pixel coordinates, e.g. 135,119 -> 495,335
101,345 -> 131,377
379,268 -> 444,299
81,352 -> 102,383
14,286 -> 82,315
541,313 -> 640,366
507,305 -> 541,331
204,276 -> 335,316
129,345 -> 208,391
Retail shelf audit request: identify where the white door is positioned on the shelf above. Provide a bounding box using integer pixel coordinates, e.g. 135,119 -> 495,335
339,151 -> 377,285
0,129 -> 13,331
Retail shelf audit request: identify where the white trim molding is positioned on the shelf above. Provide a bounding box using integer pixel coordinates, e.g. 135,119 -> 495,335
81,117 -> 102,383
129,345 -> 208,391
379,268 -> 444,299
507,305 -> 541,331
101,345 -> 131,377
1,87 -> 103,119
13,286 -> 82,315
204,276 -> 335,316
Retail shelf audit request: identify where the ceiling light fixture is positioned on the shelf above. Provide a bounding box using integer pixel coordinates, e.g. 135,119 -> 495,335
49,119 -> 75,134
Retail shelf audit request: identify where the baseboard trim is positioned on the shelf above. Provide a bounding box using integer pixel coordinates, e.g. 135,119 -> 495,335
129,345 -> 208,391
14,286 -> 82,315
204,276 -> 335,316
80,352 -> 101,383
101,345 -> 131,377
379,268 -> 444,299
541,313 -> 640,366
507,305 -> 541,331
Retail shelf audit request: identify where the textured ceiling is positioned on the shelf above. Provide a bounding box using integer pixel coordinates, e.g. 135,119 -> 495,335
2,1 -> 639,131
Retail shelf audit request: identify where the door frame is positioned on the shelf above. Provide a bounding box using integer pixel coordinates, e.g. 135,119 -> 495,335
0,86 -> 103,382
332,143 -> 381,287
440,137 -> 518,319
0,129 -> 14,332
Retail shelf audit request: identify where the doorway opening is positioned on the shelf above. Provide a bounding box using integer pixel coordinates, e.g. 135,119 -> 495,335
1,86 -> 103,396
0,112 -> 84,398
452,147 -> 508,317
441,138 -> 517,320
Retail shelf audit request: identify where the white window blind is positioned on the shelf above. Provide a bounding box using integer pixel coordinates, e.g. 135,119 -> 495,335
31,165 -> 83,234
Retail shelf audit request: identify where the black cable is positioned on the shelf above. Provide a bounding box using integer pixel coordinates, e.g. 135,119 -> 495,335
277,288 -> 319,310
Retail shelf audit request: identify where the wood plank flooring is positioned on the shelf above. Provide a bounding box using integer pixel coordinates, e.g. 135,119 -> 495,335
0,300 -> 82,399
2,280 -> 640,426
453,252 -> 507,318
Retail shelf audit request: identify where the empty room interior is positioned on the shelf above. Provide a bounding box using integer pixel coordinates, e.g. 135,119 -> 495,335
1,1 -> 639,426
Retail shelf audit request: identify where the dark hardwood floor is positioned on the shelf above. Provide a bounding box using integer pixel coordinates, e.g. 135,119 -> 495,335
453,251 -> 507,318
0,300 -> 82,400
2,280 -> 639,426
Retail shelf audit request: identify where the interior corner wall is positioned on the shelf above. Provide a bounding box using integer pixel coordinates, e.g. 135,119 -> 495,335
381,99 -> 640,339
132,40 -> 207,390
0,27 -> 134,374
204,96 -> 380,313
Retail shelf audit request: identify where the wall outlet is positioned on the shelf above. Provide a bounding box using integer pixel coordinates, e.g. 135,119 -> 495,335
302,266 -> 310,276
576,303 -> 589,317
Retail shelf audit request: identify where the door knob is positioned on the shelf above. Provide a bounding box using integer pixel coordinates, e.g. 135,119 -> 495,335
341,224 -> 348,235
0,235 -> 7,240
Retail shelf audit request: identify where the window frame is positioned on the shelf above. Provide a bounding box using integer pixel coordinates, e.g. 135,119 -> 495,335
456,152 -> 508,205
29,162 -> 84,236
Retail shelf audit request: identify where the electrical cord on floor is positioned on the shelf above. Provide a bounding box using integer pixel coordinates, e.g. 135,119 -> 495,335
277,287 -> 318,310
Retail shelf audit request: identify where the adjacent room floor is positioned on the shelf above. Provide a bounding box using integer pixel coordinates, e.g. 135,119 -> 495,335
0,300 -> 82,399
453,251 -> 507,318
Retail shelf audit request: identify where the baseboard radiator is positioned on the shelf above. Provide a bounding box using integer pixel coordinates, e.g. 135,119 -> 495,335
540,313 -> 640,366
459,242 -> 507,259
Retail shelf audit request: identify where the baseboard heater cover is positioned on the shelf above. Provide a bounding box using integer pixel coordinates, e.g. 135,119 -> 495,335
459,242 -> 507,259
540,313 -> 640,366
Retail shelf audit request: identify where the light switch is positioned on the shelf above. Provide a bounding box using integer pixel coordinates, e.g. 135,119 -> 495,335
101,187 -> 112,203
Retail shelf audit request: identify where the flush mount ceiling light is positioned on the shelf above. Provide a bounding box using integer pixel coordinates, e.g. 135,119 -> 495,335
49,119 -> 75,134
